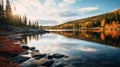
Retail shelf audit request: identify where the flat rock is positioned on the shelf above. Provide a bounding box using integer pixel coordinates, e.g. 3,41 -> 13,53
31,50 -> 46,59
29,47 -> 35,51
31,58 -> 54,66
11,56 -> 30,63
22,46 -> 30,50
52,53 -> 69,59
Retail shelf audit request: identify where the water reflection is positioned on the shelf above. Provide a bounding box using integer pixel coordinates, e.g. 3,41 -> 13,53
50,30 -> 120,48
20,30 -> 120,66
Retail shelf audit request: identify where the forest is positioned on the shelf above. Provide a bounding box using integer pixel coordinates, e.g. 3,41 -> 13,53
49,9 -> 120,30
0,0 -> 40,29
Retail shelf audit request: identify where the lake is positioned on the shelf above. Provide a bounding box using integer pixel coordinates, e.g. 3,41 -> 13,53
21,30 -> 120,67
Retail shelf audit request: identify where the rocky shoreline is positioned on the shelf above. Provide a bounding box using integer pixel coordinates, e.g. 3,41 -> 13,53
0,26 -> 69,67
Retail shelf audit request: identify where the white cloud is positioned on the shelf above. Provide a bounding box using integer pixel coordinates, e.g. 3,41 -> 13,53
63,0 -> 76,4
77,47 -> 97,52
58,0 -> 76,8
11,0 -> 48,17
77,6 -> 99,13
10,0 -> 99,26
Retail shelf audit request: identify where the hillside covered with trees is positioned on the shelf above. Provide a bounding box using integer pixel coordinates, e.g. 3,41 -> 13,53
0,0 -> 40,29
49,9 -> 120,30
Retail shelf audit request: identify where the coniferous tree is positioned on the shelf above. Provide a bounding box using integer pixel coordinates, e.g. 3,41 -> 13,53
6,0 -> 12,25
0,0 -> 4,25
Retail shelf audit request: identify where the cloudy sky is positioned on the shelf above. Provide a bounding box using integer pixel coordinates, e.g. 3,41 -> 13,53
6,0 -> 120,26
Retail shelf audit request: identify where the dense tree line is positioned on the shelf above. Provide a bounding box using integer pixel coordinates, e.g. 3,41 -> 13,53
0,0 -> 40,29
51,9 -> 120,29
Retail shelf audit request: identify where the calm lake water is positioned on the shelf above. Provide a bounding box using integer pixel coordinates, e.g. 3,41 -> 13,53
21,30 -> 120,67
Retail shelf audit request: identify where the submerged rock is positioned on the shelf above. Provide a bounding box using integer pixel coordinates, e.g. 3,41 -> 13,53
52,53 -> 69,59
55,63 -> 69,67
41,60 -> 54,66
31,50 -> 46,59
31,58 -> 54,67
11,56 -> 30,63
70,62 -> 84,67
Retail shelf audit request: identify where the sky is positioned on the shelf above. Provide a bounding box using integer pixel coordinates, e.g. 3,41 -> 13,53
1,0 -> 120,26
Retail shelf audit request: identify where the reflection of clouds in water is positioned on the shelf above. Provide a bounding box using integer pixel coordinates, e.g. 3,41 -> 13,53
27,33 -> 101,54
76,47 -> 97,52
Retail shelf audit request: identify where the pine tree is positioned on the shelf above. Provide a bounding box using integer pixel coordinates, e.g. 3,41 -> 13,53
0,0 -> 4,25
28,20 -> 31,28
6,0 -> 12,25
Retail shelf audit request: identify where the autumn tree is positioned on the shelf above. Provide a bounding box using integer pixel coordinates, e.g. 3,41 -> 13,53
101,19 -> 106,28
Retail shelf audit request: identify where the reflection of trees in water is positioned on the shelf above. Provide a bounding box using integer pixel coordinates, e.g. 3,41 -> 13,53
21,34 -> 43,45
50,30 -> 120,47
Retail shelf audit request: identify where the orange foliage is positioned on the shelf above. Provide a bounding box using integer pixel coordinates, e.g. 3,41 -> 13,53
100,33 -> 105,41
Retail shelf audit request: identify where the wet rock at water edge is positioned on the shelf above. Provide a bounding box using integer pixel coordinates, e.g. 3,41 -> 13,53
32,54 -> 47,59
52,53 -> 69,59
11,56 -> 30,63
31,59 -> 54,67
47,55 -> 53,59
55,63 -> 69,67
41,60 -> 54,66
29,47 -> 36,51
22,46 -> 30,50
31,50 -> 47,59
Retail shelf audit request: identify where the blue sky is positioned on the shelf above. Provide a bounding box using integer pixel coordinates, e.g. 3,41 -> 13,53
2,0 -> 120,26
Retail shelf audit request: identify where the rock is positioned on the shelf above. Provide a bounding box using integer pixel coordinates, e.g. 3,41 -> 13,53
31,58 -> 54,66
22,46 -> 30,50
52,53 -> 68,59
31,50 -> 46,59
32,54 -> 47,59
14,28 -> 26,33
47,55 -> 53,59
31,50 -> 40,57
41,60 -> 54,66
55,63 -> 69,67
11,56 -> 30,63
29,47 -> 35,51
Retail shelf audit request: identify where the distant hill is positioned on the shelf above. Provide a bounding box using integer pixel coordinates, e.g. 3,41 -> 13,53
49,9 -> 120,29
